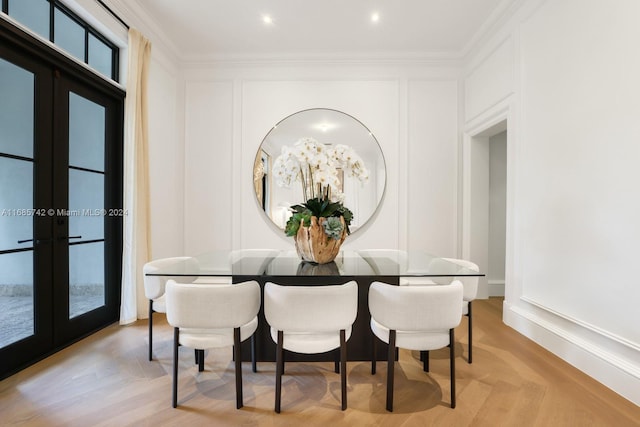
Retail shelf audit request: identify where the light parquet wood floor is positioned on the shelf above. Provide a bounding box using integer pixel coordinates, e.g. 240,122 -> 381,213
1,298 -> 639,426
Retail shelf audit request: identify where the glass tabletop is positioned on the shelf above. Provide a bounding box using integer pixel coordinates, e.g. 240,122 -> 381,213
145,250 -> 484,278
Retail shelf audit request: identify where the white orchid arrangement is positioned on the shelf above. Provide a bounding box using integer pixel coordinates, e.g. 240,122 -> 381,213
273,137 -> 369,201
272,137 -> 369,238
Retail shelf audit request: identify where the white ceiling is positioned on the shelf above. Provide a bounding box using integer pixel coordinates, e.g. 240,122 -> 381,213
131,0 -> 511,61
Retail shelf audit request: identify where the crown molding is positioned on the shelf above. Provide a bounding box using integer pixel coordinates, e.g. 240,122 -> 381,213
105,0 -> 180,63
461,0 -> 528,61
180,50 -> 464,69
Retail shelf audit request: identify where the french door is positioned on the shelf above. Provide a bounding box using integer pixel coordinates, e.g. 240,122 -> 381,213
0,28 -> 123,378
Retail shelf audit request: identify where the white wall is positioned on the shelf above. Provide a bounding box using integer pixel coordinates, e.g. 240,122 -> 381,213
464,0 -> 640,405
181,63 -> 460,255
146,52 -> 184,259
407,80 -> 459,256
183,80 -> 234,254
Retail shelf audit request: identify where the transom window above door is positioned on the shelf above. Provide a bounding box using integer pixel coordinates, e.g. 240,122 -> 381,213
1,0 -> 120,82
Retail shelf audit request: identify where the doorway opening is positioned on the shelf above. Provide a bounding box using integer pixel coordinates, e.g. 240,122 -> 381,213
464,119 -> 508,298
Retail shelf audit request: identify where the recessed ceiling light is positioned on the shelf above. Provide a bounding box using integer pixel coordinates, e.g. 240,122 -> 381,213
314,122 -> 335,132
262,15 -> 273,25
371,12 -> 380,23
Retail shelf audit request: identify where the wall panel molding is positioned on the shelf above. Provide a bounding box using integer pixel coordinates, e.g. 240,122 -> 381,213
520,296 -> 640,354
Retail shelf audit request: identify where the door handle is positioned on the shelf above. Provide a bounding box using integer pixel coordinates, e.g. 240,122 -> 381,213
17,238 -> 53,244
18,236 -> 82,244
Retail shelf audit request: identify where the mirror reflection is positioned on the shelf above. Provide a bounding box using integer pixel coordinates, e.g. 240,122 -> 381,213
254,108 -> 386,233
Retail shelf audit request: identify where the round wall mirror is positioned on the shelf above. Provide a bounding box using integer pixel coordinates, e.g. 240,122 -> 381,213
253,108 -> 386,234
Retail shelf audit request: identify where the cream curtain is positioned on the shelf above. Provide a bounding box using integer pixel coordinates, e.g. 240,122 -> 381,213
120,28 -> 152,324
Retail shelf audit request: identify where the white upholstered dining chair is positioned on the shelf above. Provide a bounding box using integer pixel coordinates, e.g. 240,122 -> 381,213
165,280 -> 261,409
188,249 -> 279,285
143,257 -> 198,361
263,280 -> 358,413
357,249 -> 438,286
356,249 -> 408,282
428,257 -> 480,363
368,280 -> 463,411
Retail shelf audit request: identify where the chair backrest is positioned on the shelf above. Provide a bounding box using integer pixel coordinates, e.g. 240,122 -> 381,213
143,257 -> 198,300
264,281 -> 358,332
369,281 -> 463,332
426,257 -> 479,301
441,258 -> 479,302
165,280 -> 260,330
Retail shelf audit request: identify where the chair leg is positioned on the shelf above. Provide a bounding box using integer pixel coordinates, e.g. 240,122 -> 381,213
172,327 -> 179,408
251,334 -> 257,373
275,330 -> 284,413
450,328 -> 456,409
371,334 -> 377,375
340,329 -> 347,410
148,300 -> 154,361
422,350 -> 429,372
194,349 -> 198,365
386,330 -> 396,412
234,327 -> 243,409
334,348 -> 340,374
198,350 -> 205,372
467,301 -> 473,364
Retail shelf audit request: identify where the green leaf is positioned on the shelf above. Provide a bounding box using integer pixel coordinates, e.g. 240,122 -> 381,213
284,216 -> 300,236
335,205 -> 354,235
285,197 -> 355,236
285,212 -> 312,236
290,204 -> 308,214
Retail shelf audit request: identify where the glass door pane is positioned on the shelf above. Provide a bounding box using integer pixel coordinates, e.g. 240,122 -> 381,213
67,91 -> 106,319
0,158 -> 33,252
0,251 -> 34,347
69,242 -> 104,318
0,57 -> 34,157
0,58 -> 36,349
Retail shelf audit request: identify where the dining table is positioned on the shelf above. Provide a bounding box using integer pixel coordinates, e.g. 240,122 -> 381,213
145,250 -> 484,362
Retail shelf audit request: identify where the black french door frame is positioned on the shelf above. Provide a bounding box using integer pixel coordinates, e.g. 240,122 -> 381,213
52,69 -> 123,344
0,17 -> 124,378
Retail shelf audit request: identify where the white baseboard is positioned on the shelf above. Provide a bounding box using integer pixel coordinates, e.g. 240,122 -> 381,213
488,279 -> 504,297
503,300 -> 640,406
